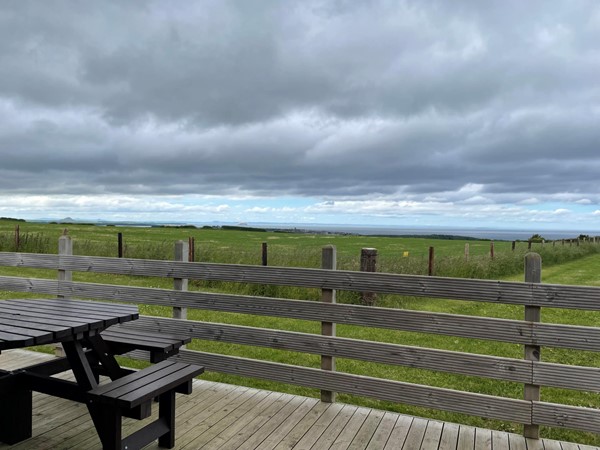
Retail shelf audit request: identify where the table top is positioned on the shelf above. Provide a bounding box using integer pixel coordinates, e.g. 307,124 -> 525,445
0,299 -> 139,350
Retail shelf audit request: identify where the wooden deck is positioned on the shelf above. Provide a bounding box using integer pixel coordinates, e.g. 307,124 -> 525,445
0,350 -> 597,450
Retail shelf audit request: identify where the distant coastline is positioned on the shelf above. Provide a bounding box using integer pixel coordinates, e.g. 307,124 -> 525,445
6,216 -> 597,242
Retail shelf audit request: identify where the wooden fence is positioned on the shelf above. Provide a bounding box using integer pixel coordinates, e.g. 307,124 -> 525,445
2,236 -> 600,439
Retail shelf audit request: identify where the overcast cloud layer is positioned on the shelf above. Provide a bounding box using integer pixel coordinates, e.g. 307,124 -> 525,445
1,1 -> 600,229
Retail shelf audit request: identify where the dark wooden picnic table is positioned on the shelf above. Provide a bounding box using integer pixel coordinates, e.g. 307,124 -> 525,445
0,298 -> 202,450
0,298 -> 139,445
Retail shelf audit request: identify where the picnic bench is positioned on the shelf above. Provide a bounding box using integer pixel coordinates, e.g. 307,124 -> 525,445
101,323 -> 191,363
88,360 -> 204,449
0,298 -> 203,450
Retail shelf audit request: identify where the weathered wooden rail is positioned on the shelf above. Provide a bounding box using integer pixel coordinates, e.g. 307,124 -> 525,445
2,236 -> 600,441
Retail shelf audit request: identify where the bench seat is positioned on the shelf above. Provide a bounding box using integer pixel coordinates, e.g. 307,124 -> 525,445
101,323 -> 191,363
88,360 -> 204,450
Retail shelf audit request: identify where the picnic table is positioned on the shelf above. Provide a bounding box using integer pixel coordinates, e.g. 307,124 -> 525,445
0,298 -> 203,449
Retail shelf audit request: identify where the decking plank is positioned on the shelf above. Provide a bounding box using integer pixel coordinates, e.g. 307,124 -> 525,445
288,402 -> 346,449
420,420 -> 444,449
491,430 -> 511,450
541,440 -> 562,450
384,415 -> 413,449
401,417 -> 428,449
234,395 -> 310,450
457,425 -> 476,450
201,392 -> 291,449
310,404 -> 358,449
365,412 -> 399,450
474,428 -> 492,450
347,409 -> 386,450
254,398 -> 320,450
272,401 -> 336,449
329,407 -> 371,450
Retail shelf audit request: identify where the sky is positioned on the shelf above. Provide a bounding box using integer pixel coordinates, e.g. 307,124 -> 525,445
1,1 -> 600,232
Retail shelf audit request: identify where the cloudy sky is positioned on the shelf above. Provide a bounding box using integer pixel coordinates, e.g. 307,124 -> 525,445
1,1 -> 600,231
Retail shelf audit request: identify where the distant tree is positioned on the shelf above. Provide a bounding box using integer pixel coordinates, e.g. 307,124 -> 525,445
529,234 -> 545,243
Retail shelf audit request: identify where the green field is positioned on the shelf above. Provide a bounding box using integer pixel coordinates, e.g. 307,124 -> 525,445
2,218 -> 600,444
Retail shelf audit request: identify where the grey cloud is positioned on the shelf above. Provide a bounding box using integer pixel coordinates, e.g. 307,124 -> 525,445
1,0 -> 600,205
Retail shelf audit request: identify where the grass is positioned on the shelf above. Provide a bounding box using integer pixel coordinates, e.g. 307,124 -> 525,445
2,219 -> 600,444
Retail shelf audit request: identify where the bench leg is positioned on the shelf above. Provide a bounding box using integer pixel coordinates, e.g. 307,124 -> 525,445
0,389 -> 32,444
158,390 -> 176,448
89,403 -> 122,450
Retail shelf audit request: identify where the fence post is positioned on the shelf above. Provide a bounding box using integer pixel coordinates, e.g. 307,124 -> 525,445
321,245 -> 337,402
14,225 -> 20,251
512,241 -> 516,251
523,253 -> 542,439
118,232 -> 123,258
464,243 -> 469,261
56,235 -> 73,357
490,241 -> 495,260
173,240 -> 189,321
428,246 -> 435,276
360,248 -> 377,305
262,242 -> 268,266
188,236 -> 195,262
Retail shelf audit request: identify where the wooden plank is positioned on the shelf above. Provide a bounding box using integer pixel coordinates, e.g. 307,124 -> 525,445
540,439 -> 562,450
197,392 -> 290,449
384,415 -> 412,449
437,422 -> 460,450
365,412 -> 398,450
347,409 -> 385,450
533,401 -> 600,434
7,252 -> 600,311
0,252 -> 59,269
420,420 -> 444,449
329,407 -> 370,450
474,428 -> 492,449
238,396 -> 314,450
533,361 -> 600,392
47,254 -> 600,310
0,276 -> 58,296
173,350 -> 532,424
272,401 -> 338,449
401,417 -> 427,449
254,397 -> 320,450
56,280 -> 600,352
559,442 -> 580,450
311,404 -> 359,449
287,402 -> 345,449
524,436 -> 545,450
131,316 -> 532,384
456,425 -> 475,450
493,430 -> 513,450
164,385 -> 259,447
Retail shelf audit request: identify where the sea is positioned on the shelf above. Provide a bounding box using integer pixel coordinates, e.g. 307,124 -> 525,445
242,223 -> 599,241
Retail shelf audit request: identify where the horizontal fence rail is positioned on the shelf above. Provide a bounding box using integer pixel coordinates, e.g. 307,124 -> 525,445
2,240 -> 600,439
4,251 -> 600,310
